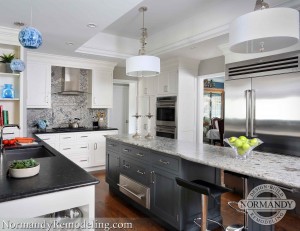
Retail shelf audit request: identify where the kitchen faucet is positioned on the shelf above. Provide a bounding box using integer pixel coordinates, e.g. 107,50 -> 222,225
0,124 -> 20,159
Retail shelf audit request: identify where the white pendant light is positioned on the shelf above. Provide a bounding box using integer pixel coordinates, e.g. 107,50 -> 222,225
229,0 -> 299,53
126,7 -> 160,77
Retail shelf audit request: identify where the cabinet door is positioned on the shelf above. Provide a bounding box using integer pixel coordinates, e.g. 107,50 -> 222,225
92,133 -> 106,166
139,77 -> 156,96
151,167 -> 179,228
26,61 -> 51,108
106,151 -> 120,187
90,68 -> 113,108
157,69 -> 178,95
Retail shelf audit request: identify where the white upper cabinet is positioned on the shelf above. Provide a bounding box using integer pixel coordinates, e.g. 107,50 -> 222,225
157,68 -> 178,96
88,68 -> 113,108
138,76 -> 157,96
26,60 -> 51,108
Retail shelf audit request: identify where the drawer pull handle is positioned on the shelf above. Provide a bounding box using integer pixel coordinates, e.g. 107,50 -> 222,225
63,137 -> 72,139
63,148 -> 71,150
80,160 -> 88,162
117,184 -> 144,200
81,136 -> 88,138
3,132 -> 15,135
123,149 -> 130,152
136,153 -> 144,157
80,146 -> 88,149
42,138 -> 50,140
123,164 -> 130,169
159,159 -> 170,165
137,170 -> 145,175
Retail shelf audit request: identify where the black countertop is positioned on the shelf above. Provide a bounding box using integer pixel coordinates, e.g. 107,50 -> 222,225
0,142 -> 99,203
34,127 -> 118,134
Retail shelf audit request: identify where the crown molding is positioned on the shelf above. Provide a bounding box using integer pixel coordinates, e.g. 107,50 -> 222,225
76,45 -> 135,59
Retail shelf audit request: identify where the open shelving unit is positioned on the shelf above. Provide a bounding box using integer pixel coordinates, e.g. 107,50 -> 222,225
0,28 -> 24,135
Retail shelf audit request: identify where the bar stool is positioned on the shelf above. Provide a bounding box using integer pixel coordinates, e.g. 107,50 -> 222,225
176,177 -> 231,231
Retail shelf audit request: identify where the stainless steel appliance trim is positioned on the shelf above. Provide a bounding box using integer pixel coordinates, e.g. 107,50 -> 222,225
117,184 -> 145,199
157,105 -> 175,108
245,90 -> 250,137
250,89 -> 256,137
156,121 -> 176,126
119,174 -> 150,209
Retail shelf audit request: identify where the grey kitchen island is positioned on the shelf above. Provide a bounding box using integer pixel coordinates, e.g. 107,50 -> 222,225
105,134 -> 300,231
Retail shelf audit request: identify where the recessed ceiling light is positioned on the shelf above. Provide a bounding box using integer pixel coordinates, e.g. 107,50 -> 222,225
14,21 -> 25,27
87,23 -> 97,28
66,42 -> 74,46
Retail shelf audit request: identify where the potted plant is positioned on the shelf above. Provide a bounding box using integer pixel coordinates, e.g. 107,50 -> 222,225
0,53 -> 15,73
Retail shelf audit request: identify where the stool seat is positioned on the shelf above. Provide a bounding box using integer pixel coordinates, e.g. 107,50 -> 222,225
176,177 -> 231,197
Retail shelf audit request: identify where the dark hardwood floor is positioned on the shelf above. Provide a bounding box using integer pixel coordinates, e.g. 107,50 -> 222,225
93,171 -> 300,231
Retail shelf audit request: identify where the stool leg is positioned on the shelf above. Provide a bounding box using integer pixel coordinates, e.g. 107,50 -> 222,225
201,194 -> 208,231
243,178 -> 248,230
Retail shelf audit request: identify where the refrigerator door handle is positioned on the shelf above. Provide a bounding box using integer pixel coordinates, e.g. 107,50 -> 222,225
250,90 -> 256,137
245,90 -> 250,137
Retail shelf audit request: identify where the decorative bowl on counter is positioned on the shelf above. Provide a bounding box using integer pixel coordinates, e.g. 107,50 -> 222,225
224,136 -> 263,160
8,159 -> 40,178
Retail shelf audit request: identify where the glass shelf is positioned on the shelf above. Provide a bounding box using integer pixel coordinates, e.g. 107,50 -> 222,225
0,72 -> 20,77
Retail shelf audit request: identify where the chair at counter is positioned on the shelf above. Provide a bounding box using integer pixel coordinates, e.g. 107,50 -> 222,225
206,117 -> 224,146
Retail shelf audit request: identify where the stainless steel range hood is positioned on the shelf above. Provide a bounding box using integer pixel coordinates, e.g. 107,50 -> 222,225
57,67 -> 86,95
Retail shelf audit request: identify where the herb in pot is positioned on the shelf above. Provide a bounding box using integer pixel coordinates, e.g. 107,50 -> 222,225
0,53 -> 15,63
9,159 -> 39,169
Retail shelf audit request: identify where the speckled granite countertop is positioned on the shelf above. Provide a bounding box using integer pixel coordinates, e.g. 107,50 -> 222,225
106,134 -> 300,189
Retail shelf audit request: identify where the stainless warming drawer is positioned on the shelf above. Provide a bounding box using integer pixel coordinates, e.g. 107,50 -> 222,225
118,174 -> 150,209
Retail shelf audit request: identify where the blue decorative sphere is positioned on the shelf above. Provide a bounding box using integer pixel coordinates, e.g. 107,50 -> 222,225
10,59 -> 25,72
18,27 -> 42,49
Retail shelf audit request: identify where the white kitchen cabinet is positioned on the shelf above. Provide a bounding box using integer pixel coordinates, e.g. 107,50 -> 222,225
157,69 -> 178,96
26,59 -> 51,108
2,127 -> 20,139
88,68 -> 113,108
36,130 -> 118,171
138,76 -> 157,96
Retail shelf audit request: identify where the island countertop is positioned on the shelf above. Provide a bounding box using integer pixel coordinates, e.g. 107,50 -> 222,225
106,134 -> 300,189
0,142 -> 99,203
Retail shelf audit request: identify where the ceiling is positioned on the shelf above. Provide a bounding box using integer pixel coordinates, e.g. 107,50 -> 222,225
0,0 -> 299,66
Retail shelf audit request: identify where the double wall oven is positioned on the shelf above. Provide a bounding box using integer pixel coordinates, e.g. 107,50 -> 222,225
156,96 -> 177,139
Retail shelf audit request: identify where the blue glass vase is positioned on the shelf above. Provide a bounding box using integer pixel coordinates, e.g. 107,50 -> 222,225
10,59 -> 25,73
2,84 -> 14,98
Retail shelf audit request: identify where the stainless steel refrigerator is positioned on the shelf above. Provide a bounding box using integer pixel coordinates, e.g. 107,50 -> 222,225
225,50 -> 300,157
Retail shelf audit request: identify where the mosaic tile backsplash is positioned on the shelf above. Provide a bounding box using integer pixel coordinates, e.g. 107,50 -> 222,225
27,66 -> 107,137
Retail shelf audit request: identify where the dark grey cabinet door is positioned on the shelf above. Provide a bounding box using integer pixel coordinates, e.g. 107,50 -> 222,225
150,167 -> 179,229
106,151 -> 120,187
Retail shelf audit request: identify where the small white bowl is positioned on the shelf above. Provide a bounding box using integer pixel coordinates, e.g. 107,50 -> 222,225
9,164 -> 40,178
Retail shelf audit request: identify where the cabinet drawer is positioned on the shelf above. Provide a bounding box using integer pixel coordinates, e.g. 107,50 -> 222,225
36,134 -> 58,143
121,144 -> 134,155
59,142 -> 89,155
121,158 -> 149,185
106,140 -> 120,153
126,147 -> 149,163
2,127 -> 20,139
152,152 -> 179,173
59,133 -> 76,142
67,155 -> 90,168
76,132 -> 93,142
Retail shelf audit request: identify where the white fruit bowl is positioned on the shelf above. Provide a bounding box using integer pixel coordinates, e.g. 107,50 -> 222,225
224,138 -> 263,160
9,164 -> 40,178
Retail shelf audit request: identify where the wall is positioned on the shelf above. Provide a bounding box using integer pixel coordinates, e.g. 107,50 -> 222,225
198,56 -> 225,76
27,66 -> 107,136
113,66 -> 138,81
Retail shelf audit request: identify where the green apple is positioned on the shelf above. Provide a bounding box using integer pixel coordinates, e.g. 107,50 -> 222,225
242,143 -> 251,152
234,139 -> 243,148
229,137 -> 237,143
249,138 -> 259,147
239,136 -> 248,142
237,147 -> 246,155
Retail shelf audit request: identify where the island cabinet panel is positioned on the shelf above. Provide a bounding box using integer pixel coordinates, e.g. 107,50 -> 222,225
106,151 -> 120,188
150,166 -> 180,229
